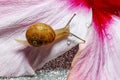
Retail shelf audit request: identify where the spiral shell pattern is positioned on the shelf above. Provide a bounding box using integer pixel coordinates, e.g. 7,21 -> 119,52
26,23 -> 56,47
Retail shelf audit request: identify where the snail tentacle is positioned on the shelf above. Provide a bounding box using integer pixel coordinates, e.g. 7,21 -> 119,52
70,33 -> 86,43
65,14 -> 76,28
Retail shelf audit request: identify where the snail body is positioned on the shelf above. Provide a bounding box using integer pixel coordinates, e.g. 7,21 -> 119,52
26,23 -> 70,47
16,14 -> 85,47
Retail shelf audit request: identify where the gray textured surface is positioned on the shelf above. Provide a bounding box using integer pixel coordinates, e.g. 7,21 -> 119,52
0,45 -> 78,80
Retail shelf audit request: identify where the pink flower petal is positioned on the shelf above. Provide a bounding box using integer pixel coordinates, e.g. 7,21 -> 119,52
68,17 -> 120,80
0,0 -> 89,77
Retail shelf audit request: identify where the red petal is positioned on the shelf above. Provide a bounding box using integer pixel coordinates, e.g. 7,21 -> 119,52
105,0 -> 120,7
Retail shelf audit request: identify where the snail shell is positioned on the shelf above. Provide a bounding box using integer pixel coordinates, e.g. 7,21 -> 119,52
26,23 -> 56,47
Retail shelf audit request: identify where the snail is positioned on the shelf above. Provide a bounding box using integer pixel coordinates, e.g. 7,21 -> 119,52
16,14 -> 85,47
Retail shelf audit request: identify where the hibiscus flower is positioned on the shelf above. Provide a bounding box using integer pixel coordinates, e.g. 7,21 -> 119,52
0,0 -> 88,77
0,0 -> 120,80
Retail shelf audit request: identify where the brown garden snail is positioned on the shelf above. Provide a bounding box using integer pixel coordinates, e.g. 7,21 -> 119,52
16,14 -> 85,47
